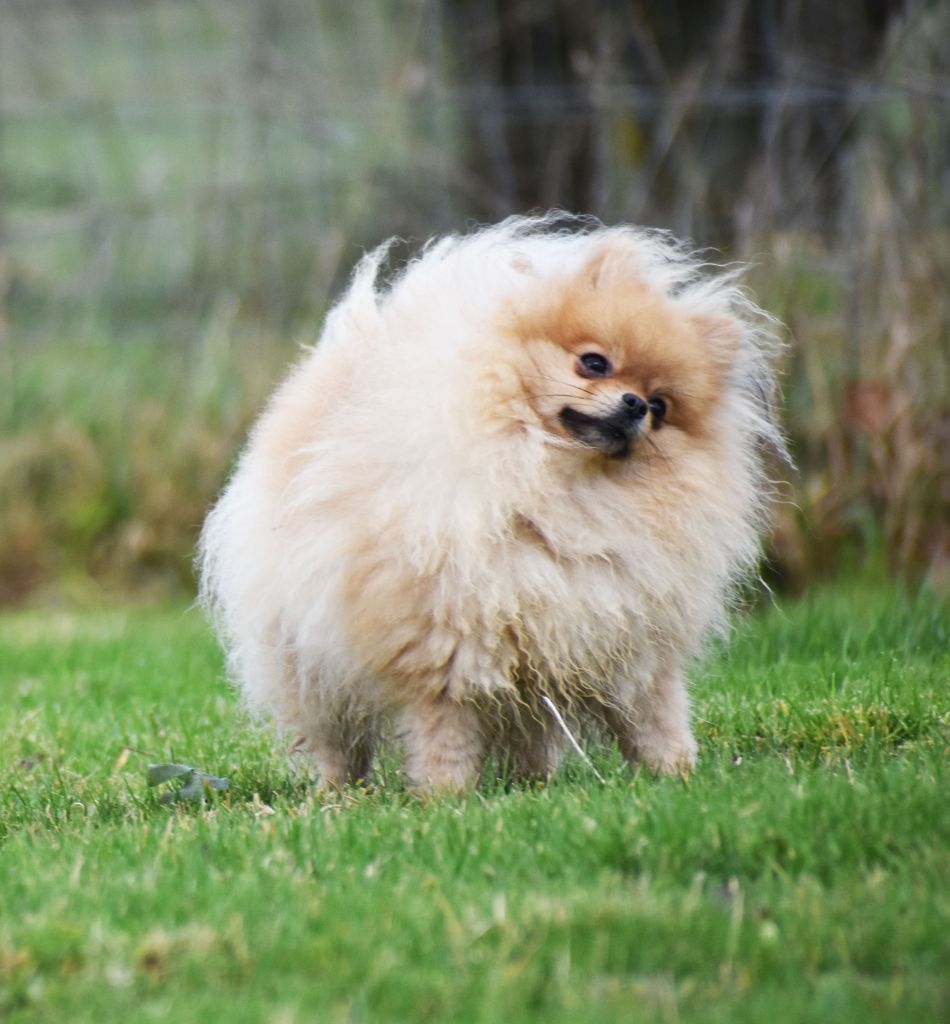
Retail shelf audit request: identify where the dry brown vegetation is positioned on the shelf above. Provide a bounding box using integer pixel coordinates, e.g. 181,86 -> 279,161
0,0 -> 947,603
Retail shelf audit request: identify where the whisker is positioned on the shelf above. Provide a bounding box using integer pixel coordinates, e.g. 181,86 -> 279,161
638,431 -> 682,481
519,373 -> 596,399
534,393 -> 600,401
523,349 -> 599,400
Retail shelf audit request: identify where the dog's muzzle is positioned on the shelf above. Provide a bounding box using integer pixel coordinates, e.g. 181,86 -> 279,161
558,393 -> 648,458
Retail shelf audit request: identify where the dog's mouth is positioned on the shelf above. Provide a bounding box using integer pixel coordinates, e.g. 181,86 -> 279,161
558,405 -> 645,458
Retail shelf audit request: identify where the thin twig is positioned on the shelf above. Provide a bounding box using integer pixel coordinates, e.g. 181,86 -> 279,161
540,694 -> 606,784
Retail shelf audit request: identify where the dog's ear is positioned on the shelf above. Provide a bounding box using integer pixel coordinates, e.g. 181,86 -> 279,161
583,242 -> 633,289
585,247 -> 612,288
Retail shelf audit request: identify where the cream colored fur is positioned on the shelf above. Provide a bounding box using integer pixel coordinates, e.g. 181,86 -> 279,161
198,214 -> 785,791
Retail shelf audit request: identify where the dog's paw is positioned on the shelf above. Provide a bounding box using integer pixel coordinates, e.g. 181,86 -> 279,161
637,732 -> 699,777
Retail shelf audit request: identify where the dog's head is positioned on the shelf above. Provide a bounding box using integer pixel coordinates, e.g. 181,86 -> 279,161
500,243 -> 739,460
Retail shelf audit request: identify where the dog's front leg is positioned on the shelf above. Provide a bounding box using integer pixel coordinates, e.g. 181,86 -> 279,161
398,695 -> 485,792
604,661 -> 698,776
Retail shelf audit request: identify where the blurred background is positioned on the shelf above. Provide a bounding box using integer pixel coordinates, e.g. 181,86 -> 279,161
0,0 -> 947,605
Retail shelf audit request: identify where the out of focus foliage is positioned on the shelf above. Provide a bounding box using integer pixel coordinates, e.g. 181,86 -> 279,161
0,0 -> 947,602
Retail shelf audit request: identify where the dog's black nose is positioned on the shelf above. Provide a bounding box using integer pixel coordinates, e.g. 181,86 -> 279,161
621,393 -> 648,419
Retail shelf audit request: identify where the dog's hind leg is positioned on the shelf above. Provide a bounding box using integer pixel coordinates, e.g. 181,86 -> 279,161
497,705 -> 564,782
299,711 -> 376,791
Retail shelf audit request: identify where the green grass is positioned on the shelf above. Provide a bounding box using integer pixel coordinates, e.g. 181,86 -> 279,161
0,584 -> 947,1022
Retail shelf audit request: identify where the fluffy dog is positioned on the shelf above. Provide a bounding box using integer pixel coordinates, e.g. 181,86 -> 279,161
199,214 -> 785,791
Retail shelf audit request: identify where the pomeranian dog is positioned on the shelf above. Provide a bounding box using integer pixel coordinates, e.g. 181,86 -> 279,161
199,214 -> 785,791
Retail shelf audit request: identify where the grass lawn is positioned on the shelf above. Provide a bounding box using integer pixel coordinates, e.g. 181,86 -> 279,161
0,583 -> 947,1023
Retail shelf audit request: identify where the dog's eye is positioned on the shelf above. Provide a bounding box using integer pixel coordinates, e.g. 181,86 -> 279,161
648,395 -> 668,426
577,352 -> 612,378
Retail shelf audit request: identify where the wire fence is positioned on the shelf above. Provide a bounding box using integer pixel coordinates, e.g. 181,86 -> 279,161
1,1 -> 947,313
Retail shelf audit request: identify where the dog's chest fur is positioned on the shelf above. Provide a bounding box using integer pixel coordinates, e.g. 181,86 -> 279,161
340,489 -> 687,706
